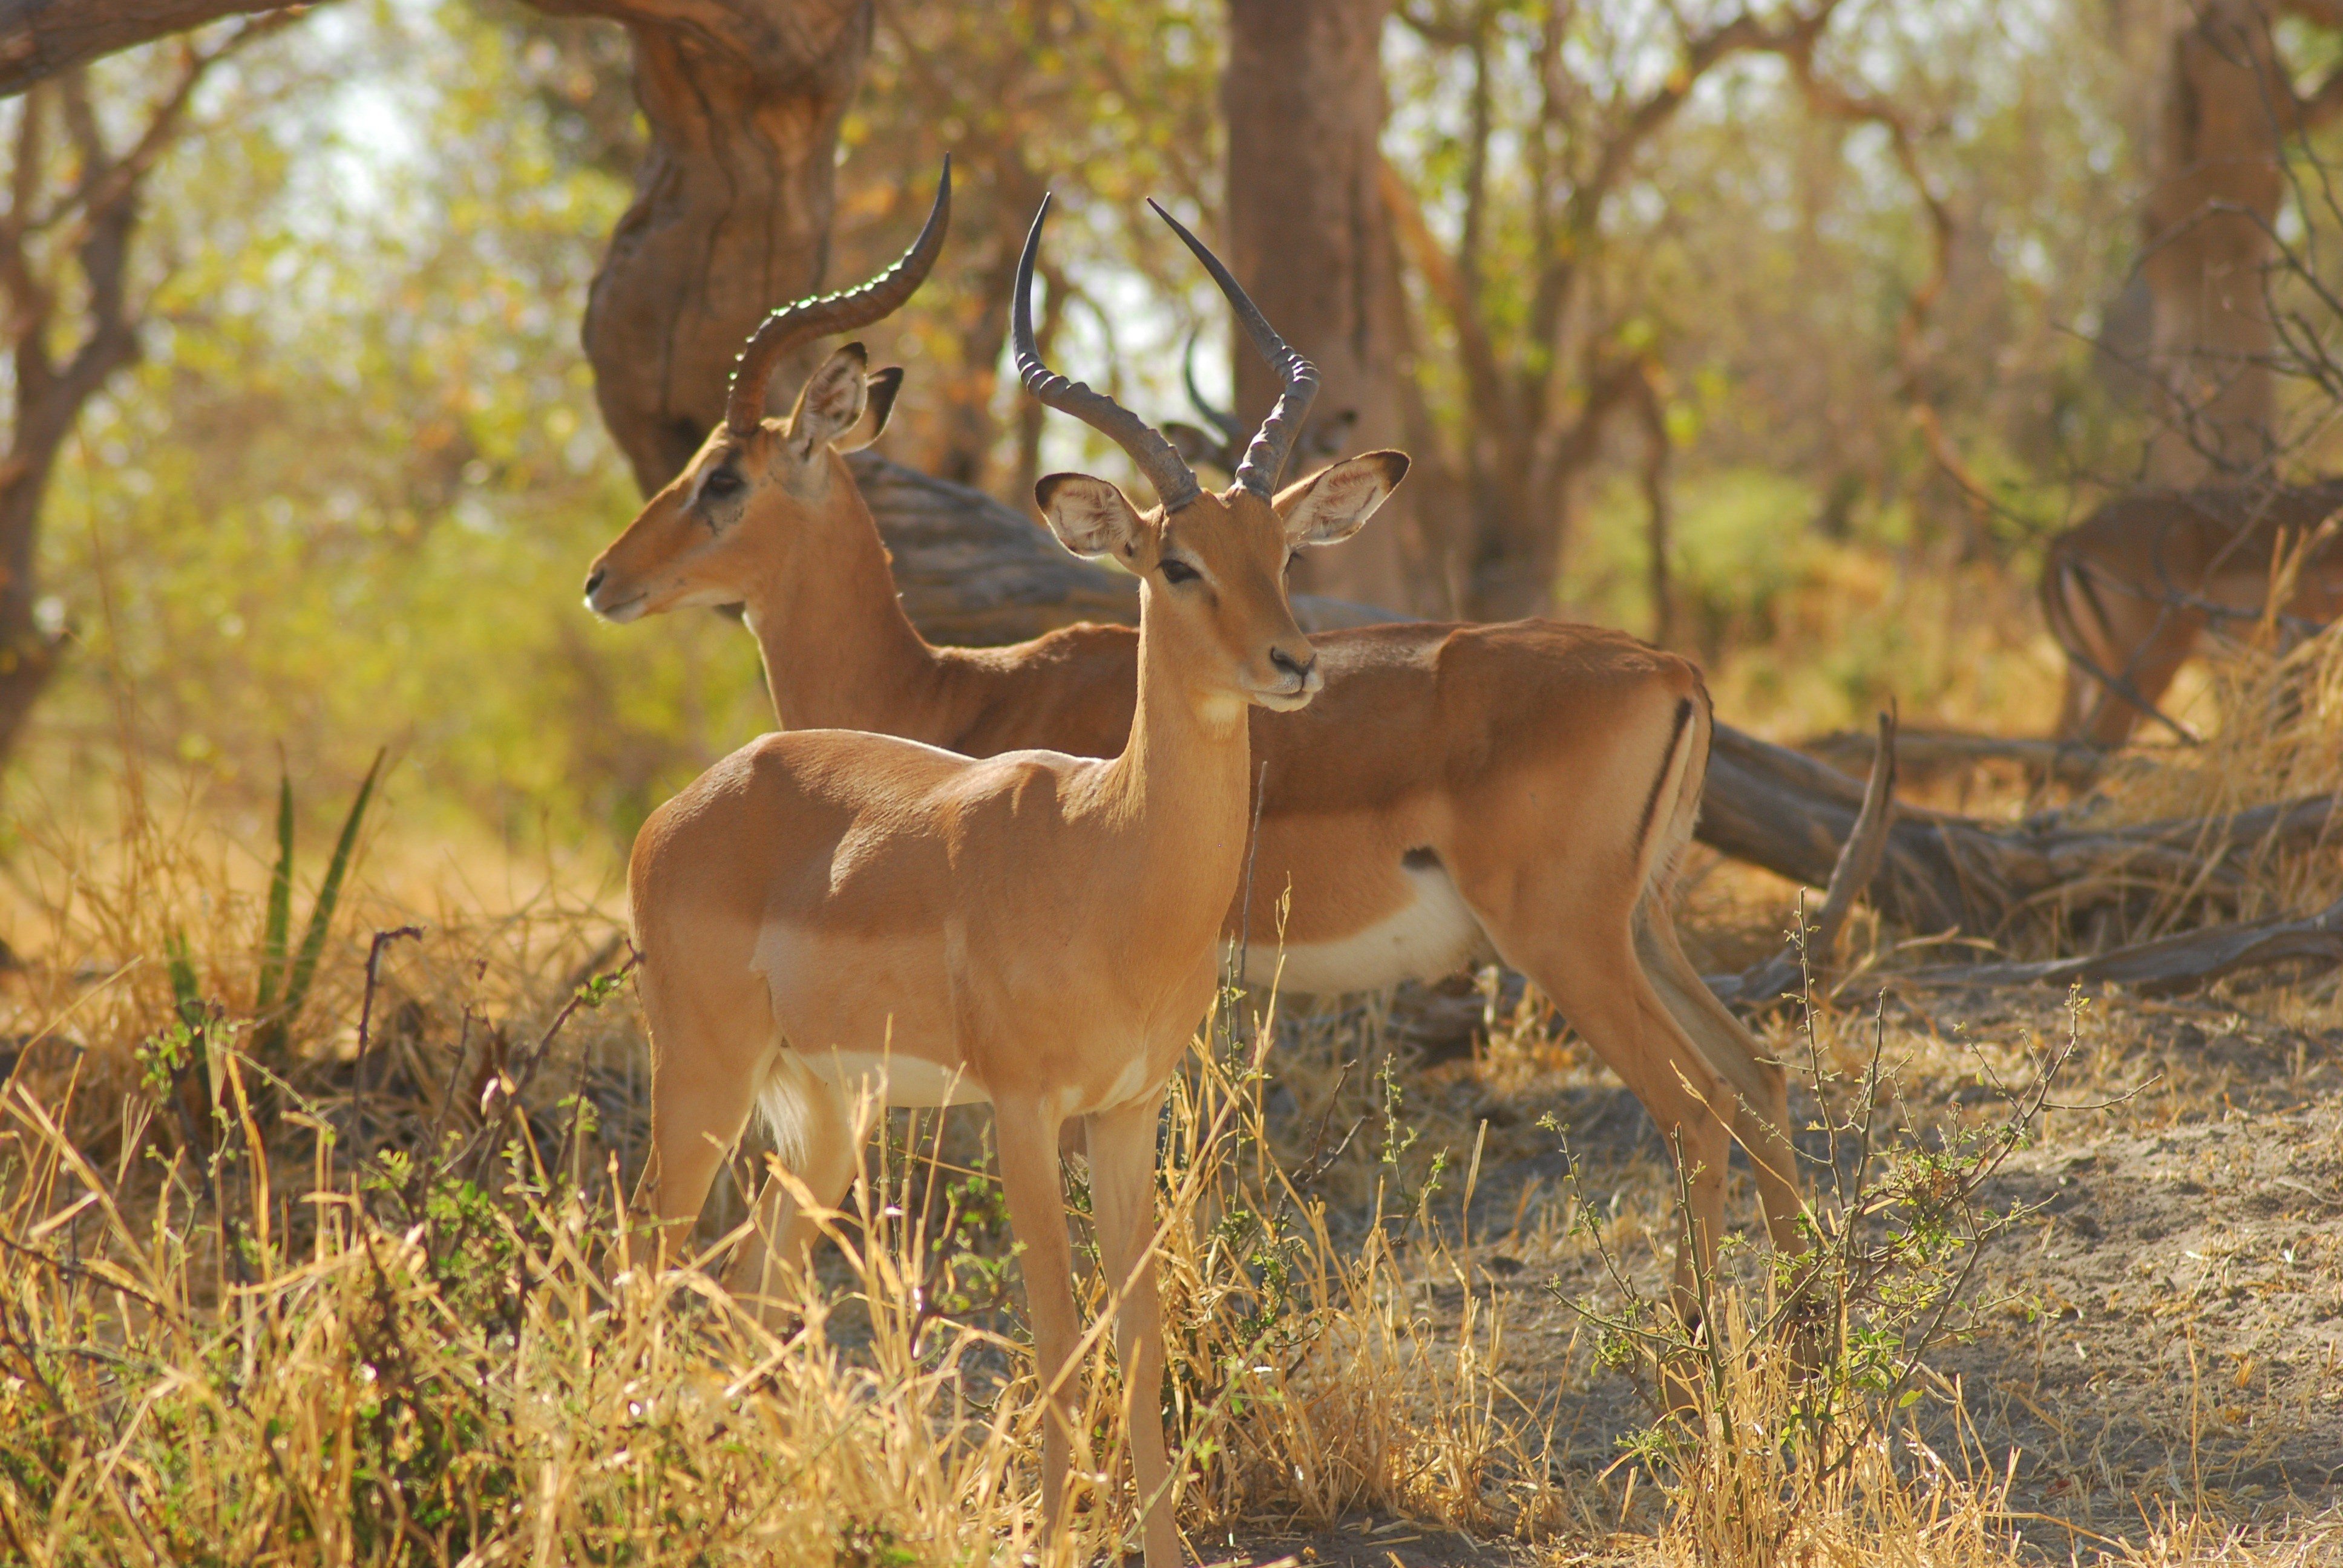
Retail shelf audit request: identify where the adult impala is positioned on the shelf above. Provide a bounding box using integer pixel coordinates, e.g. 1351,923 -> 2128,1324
589,166 -> 1804,1293
2043,480 -> 2343,747
627,195 -> 1396,1567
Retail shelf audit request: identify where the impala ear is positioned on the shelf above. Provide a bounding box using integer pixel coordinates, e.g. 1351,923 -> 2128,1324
787,343 -> 871,459
1035,473 -> 1148,560
1277,450 -> 1409,547
834,365 -> 903,454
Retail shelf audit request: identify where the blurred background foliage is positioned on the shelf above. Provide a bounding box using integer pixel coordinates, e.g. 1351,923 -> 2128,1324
0,0 -> 2260,867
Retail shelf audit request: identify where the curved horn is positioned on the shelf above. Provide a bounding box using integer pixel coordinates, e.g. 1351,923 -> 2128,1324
1013,195 -> 1202,513
1147,198 -> 1319,497
724,158 -> 952,437
1181,330 -> 1242,444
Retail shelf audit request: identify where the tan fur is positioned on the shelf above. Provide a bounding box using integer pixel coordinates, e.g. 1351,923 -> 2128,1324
590,405 -> 1806,1315
623,398 -> 1396,1566
2042,483 -> 2343,747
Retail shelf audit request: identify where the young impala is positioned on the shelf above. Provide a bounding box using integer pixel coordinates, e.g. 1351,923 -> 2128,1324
589,166 -> 1806,1315
624,194 -> 1401,1568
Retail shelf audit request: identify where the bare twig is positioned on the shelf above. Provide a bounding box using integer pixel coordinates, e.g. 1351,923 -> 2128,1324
1722,708 -> 1899,1010
352,924 -> 423,1147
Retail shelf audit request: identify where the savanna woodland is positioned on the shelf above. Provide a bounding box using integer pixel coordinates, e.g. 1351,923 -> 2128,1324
7,0 -> 2343,1562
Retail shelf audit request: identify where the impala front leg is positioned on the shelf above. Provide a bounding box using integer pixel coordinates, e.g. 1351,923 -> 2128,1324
994,1096 -> 1081,1548
1087,1091 -> 1179,1568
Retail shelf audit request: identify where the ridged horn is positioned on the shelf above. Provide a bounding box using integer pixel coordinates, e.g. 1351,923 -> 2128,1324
723,158 -> 952,437
1147,198 -> 1319,497
1012,194 -> 1202,513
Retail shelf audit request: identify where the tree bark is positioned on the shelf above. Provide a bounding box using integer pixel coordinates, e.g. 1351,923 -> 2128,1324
528,0 -> 872,494
1223,0 -> 1429,613
2139,1 -> 2290,483
0,0 -> 293,97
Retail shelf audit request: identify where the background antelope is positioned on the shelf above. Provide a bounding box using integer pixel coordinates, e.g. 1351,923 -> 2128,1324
1164,330 -> 1357,482
588,172 -> 1806,1309
2042,480 -> 2343,748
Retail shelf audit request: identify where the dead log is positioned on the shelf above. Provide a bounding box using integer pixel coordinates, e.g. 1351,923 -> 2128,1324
1693,724 -> 2311,935
1798,724 -> 2100,788
1881,897 -> 2343,997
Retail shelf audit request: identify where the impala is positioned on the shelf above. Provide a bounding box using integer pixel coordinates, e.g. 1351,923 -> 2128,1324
624,193 -> 1398,1567
1164,329 -> 1356,479
2043,480 -> 2343,747
589,168 -> 1805,1309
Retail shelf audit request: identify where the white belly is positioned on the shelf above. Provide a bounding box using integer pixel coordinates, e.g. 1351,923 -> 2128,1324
797,1047 -> 991,1108
1247,860 -> 1489,995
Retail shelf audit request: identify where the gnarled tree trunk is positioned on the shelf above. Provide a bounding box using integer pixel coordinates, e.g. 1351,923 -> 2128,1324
529,0 -> 873,494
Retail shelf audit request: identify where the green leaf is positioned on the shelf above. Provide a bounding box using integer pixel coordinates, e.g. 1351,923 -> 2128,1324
255,768 -> 294,1013
280,747 -> 385,1034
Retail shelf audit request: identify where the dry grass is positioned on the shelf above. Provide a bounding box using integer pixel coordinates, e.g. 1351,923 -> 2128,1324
2,762 -> 2337,1565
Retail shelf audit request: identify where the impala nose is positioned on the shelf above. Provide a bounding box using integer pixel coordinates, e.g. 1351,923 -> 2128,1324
583,566 -> 606,599
1270,647 -> 1316,687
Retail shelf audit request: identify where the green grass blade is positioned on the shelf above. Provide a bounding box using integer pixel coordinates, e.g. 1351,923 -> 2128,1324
166,930 -> 202,1026
255,769 -> 294,1013
280,747 -> 384,1034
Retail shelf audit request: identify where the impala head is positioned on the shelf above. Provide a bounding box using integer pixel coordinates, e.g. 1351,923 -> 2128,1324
1016,196 -> 1405,714
582,163 -> 951,623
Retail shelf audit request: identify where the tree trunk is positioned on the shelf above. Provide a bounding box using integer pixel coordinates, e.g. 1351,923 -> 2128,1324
0,469 -> 63,765
1223,0 -> 1430,613
531,0 -> 873,494
2139,0 -> 2289,483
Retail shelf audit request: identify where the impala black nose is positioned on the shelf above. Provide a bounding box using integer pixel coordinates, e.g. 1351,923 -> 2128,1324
1270,647 -> 1315,684
584,566 -> 606,597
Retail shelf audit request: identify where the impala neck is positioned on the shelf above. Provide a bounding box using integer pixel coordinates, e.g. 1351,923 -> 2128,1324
1099,580 -> 1257,913
736,468 -> 945,735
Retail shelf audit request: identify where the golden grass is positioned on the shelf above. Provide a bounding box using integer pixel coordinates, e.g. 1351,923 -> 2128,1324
2,763 -> 2333,1565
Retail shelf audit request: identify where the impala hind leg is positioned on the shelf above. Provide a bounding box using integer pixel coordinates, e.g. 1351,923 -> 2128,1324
1086,1093 -> 1179,1568
1633,905 -> 1805,1257
993,1096 -> 1082,1549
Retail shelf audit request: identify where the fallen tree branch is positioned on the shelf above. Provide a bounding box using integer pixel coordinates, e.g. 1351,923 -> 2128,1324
1694,724 -> 2306,935
1798,725 -> 2101,788
1876,896 -> 2343,997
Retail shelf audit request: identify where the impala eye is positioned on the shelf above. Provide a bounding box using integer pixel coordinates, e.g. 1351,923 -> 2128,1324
701,465 -> 745,501
1160,558 -> 1201,586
